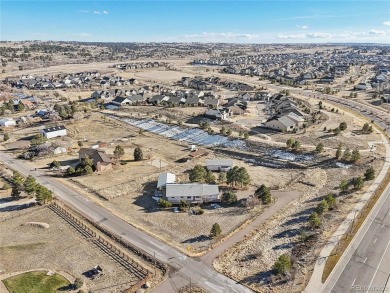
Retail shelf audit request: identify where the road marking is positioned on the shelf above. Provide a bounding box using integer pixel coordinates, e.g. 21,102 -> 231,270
364,257 -> 367,263
366,238 -> 390,293
373,238 -> 377,244
352,278 -> 356,286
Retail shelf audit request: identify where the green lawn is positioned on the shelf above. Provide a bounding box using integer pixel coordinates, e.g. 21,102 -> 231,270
2,271 -> 71,293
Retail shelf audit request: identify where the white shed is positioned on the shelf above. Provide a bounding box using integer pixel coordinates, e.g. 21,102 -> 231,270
41,126 -> 67,139
0,118 -> 16,127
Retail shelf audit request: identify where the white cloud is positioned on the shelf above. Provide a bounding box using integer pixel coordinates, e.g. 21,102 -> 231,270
297,25 -> 308,30
383,21 -> 390,26
277,30 -> 387,41
306,32 -> 332,38
80,10 -> 109,15
369,29 -> 386,36
183,32 -> 262,40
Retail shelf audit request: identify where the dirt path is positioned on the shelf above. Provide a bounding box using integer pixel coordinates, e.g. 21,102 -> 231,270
201,190 -> 301,266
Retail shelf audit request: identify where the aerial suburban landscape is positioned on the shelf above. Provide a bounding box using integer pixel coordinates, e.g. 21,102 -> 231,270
0,1 -> 389,293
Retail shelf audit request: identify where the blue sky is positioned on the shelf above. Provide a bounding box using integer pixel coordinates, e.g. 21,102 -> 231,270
1,1 -> 390,43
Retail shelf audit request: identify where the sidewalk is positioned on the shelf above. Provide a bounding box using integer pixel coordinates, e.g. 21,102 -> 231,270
304,133 -> 390,293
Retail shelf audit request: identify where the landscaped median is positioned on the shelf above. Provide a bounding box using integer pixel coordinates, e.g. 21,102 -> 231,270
2,270 -> 71,293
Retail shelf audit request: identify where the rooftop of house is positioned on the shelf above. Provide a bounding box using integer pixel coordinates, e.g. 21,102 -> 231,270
157,172 -> 176,189
165,183 -> 219,198
205,159 -> 233,167
42,125 -> 66,133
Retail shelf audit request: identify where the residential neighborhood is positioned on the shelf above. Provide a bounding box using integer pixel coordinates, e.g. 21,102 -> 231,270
0,17 -> 389,293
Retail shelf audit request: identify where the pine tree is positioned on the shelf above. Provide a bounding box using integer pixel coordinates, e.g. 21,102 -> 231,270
273,254 -> 292,275
114,145 -> 125,159
316,142 -> 324,153
339,121 -> 347,131
335,144 -> 342,159
286,138 -> 295,149
205,170 -> 216,184
308,212 -> 321,229
324,193 -> 336,209
218,172 -> 227,183
352,177 -> 364,190
133,147 -> 143,161
189,165 -> 207,183
316,199 -> 329,215
210,223 -> 221,238
255,184 -> 272,204
350,149 -> 361,163
23,175 -> 37,196
339,179 -> 350,192
364,166 -> 375,181
342,147 -> 351,161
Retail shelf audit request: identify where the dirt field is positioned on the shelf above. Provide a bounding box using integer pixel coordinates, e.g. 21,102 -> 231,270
0,207 -> 141,292
213,150 -> 385,293
31,114 -> 300,254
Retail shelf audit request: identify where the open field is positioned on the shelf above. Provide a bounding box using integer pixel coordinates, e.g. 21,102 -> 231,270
213,149 -> 385,293
34,114 -> 301,253
2,271 -> 70,293
0,207 -> 143,292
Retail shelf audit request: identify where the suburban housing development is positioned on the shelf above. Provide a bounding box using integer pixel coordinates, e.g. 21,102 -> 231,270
0,1 -> 390,293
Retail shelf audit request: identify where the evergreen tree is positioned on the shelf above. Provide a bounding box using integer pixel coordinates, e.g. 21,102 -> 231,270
205,170 -> 216,184
189,165 -> 207,183
31,133 -> 47,146
255,184 -> 272,204
114,145 -> 125,159
316,142 -> 324,153
35,184 -> 53,204
23,175 -> 37,196
350,149 -> 361,163
286,138 -> 295,149
308,212 -> 321,229
273,254 -> 292,275
316,199 -> 329,215
352,177 -> 364,190
364,166 -> 375,181
210,223 -> 222,238
342,147 -> 351,161
221,191 -> 237,204
335,143 -> 343,159
324,193 -> 336,209
339,179 -> 350,192
133,147 -> 143,161
339,121 -> 347,131
218,172 -> 227,183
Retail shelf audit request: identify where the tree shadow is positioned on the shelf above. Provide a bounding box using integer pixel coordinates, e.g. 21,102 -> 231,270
273,241 -> 300,251
181,234 -> 211,244
239,269 -> 274,286
272,228 -> 301,239
318,133 -> 336,139
57,284 -> 74,291
0,202 -> 35,212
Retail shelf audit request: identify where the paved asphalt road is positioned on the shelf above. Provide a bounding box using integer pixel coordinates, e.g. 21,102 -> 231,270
0,151 -> 253,293
322,182 -> 390,293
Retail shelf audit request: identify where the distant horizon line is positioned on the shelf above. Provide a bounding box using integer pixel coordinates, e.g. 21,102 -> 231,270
1,40 -> 389,45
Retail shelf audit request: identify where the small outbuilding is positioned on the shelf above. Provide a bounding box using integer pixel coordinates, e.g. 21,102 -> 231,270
41,126 -> 67,139
205,159 -> 233,172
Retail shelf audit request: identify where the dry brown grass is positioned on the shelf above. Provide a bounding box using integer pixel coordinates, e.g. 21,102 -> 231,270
322,166 -> 390,282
